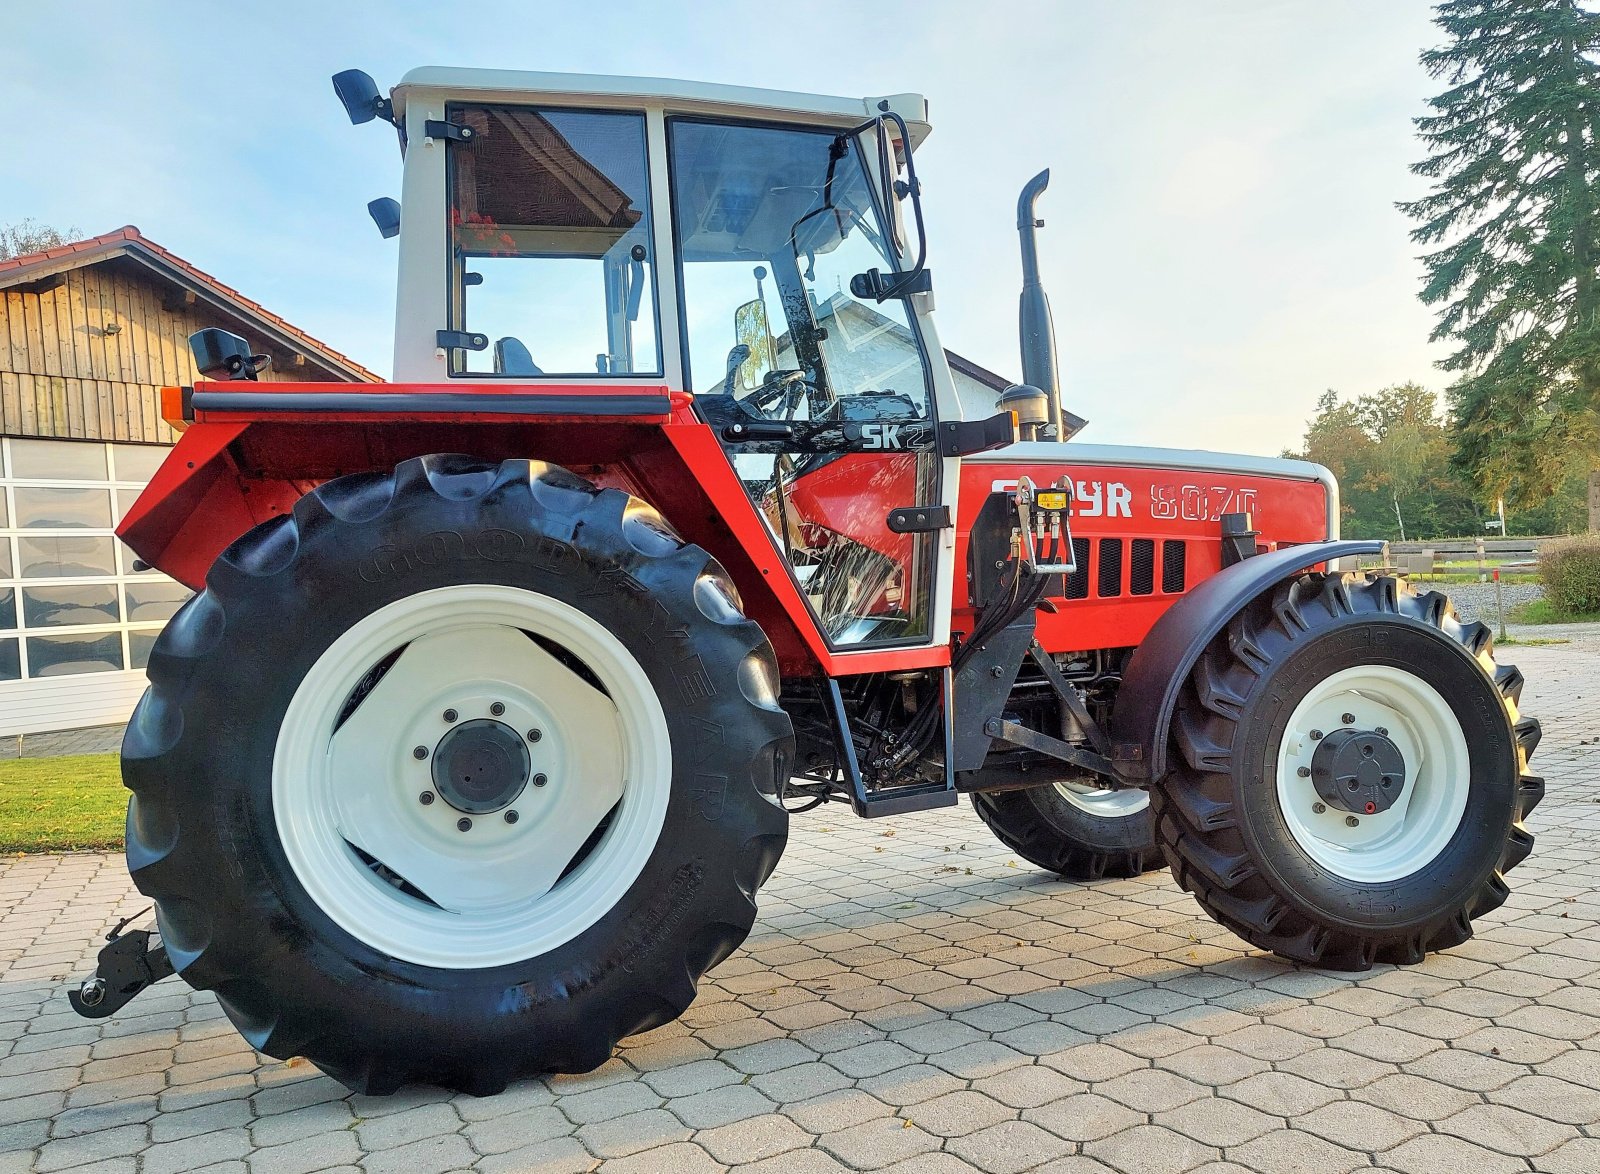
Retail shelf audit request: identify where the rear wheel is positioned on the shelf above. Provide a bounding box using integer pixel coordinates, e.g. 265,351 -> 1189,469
123,456 -> 792,1093
972,778 -> 1161,880
1151,573 -> 1542,970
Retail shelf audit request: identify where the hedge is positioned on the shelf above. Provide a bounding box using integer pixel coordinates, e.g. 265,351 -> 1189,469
1539,535 -> 1600,616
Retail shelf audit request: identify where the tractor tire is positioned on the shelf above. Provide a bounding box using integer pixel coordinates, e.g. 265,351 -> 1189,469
122,455 -> 792,1094
1151,573 -> 1542,971
971,782 -> 1162,881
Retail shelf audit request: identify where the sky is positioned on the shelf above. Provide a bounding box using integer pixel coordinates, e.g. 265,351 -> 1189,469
1,0 -> 1447,455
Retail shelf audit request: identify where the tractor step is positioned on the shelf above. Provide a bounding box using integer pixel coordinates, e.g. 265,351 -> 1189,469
827,675 -> 960,818
852,783 -> 959,818
69,915 -> 174,1019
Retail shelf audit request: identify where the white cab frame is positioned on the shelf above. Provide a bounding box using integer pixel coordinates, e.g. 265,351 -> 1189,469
385,68 -> 964,655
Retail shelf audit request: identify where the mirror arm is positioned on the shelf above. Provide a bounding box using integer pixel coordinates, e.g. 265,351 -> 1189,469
846,110 -> 930,303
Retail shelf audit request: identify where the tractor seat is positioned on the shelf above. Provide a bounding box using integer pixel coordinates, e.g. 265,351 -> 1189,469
494,337 -> 542,376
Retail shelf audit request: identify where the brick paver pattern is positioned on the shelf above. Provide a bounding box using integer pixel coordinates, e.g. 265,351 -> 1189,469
0,726 -> 124,762
1,640 -> 1598,1172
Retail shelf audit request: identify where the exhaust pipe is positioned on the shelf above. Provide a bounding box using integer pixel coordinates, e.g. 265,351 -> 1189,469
1017,169 -> 1062,440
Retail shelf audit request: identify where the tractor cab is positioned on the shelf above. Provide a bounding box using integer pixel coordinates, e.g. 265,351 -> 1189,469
377,68 -> 969,650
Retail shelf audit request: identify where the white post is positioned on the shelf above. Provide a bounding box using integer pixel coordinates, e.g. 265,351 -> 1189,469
1494,567 -> 1507,642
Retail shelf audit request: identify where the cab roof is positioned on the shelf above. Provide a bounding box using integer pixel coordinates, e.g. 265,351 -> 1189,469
392,67 -> 931,145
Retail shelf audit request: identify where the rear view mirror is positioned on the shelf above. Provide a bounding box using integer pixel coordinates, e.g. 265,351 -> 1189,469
867,119 -> 903,254
848,111 -> 928,301
732,298 -> 776,394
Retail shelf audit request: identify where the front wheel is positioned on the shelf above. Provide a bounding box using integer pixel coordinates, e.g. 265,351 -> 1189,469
1152,574 -> 1541,970
123,456 -> 792,1093
971,778 -> 1162,881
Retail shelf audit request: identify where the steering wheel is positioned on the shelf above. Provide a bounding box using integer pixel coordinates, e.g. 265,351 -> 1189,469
747,369 -> 812,415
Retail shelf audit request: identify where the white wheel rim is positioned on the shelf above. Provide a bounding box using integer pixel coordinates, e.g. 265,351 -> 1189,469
273,585 -> 671,969
1053,779 -> 1150,818
1275,664 -> 1469,884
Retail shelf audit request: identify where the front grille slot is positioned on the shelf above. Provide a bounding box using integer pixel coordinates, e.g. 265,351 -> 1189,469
1097,539 -> 1123,597
1130,539 -> 1155,596
1065,537 -> 1090,599
1162,540 -> 1187,593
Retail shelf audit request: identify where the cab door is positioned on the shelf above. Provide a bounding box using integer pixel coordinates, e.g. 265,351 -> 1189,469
667,117 -> 944,650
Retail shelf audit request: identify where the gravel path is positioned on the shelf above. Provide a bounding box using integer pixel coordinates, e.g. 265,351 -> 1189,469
1428,580 -> 1542,624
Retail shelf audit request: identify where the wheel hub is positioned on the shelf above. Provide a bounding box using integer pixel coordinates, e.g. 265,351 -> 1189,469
273,586 -> 673,969
1276,664 -> 1471,884
431,718 -> 531,814
1310,727 -> 1406,815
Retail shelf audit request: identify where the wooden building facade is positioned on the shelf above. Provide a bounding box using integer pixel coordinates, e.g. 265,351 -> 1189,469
0,226 -> 375,735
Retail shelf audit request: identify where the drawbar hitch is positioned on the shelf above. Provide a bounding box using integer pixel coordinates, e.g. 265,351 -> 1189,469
69,908 -> 174,1019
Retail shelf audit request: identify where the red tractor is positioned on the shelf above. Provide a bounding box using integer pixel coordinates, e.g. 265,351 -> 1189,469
70,67 -> 1541,1095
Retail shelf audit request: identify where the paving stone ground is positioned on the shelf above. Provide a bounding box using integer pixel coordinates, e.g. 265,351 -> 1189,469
1,638 -> 1598,1173
0,726 -> 124,761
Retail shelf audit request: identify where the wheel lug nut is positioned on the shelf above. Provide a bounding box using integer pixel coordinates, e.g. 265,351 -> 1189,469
491,702 -> 505,717
413,746 -> 428,760
443,708 -> 458,723
504,810 -> 519,824
457,817 -> 472,832
419,791 -> 435,805
1345,815 -> 1360,827
1341,713 -> 1355,726
1312,802 -> 1326,814
1297,766 -> 1310,778
1310,729 -> 1323,741
533,773 -> 548,788
528,729 -> 542,742
1375,726 -> 1388,736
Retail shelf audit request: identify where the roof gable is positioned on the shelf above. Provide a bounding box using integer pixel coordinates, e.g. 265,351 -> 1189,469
0,227 -> 378,382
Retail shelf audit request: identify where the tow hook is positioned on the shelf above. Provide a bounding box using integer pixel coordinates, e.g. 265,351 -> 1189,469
68,908 -> 175,1019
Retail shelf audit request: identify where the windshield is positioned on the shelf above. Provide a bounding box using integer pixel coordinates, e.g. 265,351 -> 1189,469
669,119 -> 930,420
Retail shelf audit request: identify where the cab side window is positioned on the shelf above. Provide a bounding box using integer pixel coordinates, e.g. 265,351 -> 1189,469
447,106 -> 660,377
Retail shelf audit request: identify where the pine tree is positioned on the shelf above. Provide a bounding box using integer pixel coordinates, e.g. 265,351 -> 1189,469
1401,0 -> 1600,509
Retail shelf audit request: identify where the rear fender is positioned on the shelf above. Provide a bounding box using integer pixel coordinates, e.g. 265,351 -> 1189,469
1107,540 -> 1384,782
118,423 -> 295,590
115,412 -> 929,678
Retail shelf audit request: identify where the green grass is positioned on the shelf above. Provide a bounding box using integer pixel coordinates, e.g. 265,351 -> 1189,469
1509,598 -> 1600,625
1408,572 -> 1541,585
0,754 -> 125,854
1433,557 -> 1525,568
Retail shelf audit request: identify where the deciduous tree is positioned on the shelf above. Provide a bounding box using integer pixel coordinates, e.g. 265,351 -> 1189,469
0,219 -> 79,261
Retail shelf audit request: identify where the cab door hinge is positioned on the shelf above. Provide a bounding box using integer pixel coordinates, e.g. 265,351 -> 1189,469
886,505 -> 951,533
939,412 -> 1021,457
436,330 -> 488,352
424,120 -> 475,143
